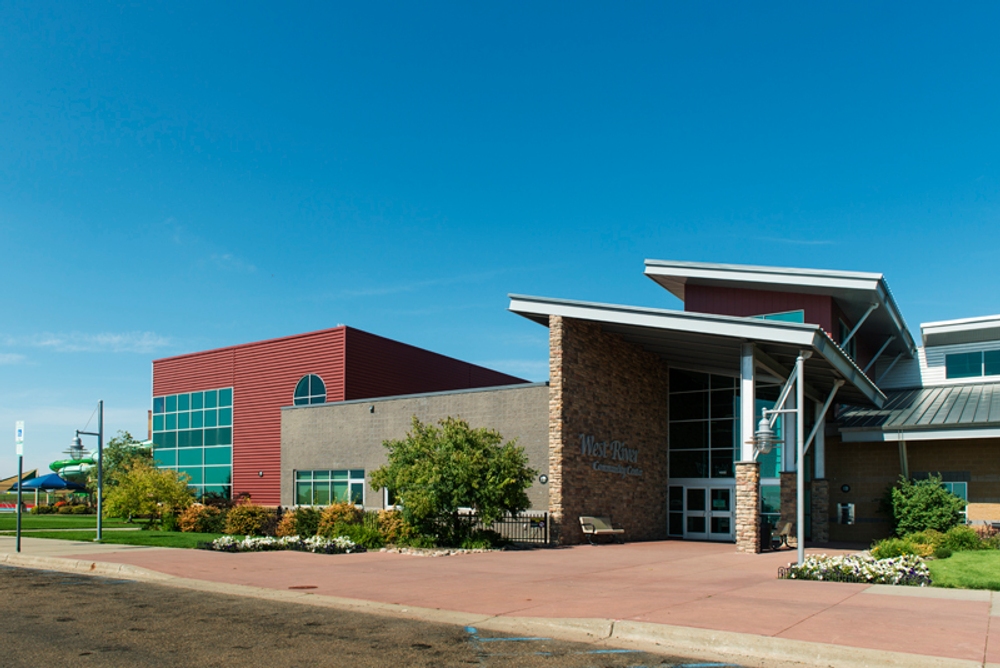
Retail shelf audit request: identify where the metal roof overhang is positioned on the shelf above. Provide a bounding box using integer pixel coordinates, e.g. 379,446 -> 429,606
509,294 -> 886,408
922,315 -> 1000,347
643,259 -> 916,360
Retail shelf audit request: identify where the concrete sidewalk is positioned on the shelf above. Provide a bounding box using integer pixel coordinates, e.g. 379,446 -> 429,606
1,536 -> 996,667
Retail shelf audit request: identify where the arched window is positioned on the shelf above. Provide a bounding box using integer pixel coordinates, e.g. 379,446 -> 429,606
294,374 -> 326,405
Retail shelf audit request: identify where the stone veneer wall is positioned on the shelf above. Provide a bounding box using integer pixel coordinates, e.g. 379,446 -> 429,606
811,479 -> 829,543
735,462 -> 761,553
779,471 -> 797,537
548,316 -> 670,545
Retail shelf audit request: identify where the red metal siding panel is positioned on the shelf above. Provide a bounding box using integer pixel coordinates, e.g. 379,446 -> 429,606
153,349 -> 235,397
684,285 -> 835,335
343,327 -> 527,400
152,328 -> 347,505
231,329 -> 346,505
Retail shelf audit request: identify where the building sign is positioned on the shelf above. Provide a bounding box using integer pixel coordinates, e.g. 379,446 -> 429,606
580,434 -> 643,478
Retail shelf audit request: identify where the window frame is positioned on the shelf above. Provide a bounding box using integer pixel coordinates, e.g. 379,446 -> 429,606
293,374 -> 327,406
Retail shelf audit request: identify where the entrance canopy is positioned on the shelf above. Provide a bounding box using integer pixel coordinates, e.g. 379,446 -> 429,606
509,294 -> 886,408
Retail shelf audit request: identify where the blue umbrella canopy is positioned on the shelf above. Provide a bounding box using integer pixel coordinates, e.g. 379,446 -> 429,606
9,473 -> 87,491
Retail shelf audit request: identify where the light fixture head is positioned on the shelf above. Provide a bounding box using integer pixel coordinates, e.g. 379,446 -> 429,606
754,416 -> 777,455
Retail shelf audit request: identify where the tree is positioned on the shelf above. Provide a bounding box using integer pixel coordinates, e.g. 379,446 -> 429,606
889,474 -> 967,536
370,416 -> 537,546
87,430 -> 152,489
103,460 -> 194,525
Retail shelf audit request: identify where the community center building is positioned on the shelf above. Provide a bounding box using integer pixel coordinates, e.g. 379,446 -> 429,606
150,260 -> 1000,550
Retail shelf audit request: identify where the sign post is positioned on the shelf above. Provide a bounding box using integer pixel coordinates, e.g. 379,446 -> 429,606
15,421 -> 24,553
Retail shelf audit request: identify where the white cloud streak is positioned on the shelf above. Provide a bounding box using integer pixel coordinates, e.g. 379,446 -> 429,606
0,353 -> 25,365
4,331 -> 171,354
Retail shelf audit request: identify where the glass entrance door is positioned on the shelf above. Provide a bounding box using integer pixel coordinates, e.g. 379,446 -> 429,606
677,486 -> 734,542
708,488 -> 733,540
684,487 -> 709,540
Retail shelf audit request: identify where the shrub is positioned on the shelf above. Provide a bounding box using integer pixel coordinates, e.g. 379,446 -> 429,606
317,502 -> 363,537
57,505 -> 74,514
71,505 -> 90,514
941,525 -> 982,552
160,511 -> 180,532
224,502 -> 277,536
376,509 -> 415,545
103,461 -> 194,524
178,504 -> 226,533
933,547 -> 953,560
370,416 -> 536,547
871,537 -> 921,559
332,522 -> 384,549
460,529 -> 504,550
276,507 -> 321,538
974,524 -> 1000,549
888,474 -> 966,536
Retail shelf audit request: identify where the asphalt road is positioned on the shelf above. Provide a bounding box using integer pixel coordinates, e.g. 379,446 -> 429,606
0,565 -> 744,668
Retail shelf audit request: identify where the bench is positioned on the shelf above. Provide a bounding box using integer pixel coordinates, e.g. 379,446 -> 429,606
771,521 -> 796,550
579,516 -> 625,544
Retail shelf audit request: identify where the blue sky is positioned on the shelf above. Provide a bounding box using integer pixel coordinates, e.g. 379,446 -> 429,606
2,2 -> 1000,475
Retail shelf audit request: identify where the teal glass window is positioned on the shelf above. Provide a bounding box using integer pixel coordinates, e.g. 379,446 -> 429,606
946,352 -> 982,379
204,466 -> 231,485
178,448 -> 202,466
295,469 -> 365,505
218,407 -> 232,426
204,446 -> 232,465
151,386 -> 233,502
985,351 -> 1000,377
294,374 -> 327,406
754,310 -> 805,323
155,449 -> 176,467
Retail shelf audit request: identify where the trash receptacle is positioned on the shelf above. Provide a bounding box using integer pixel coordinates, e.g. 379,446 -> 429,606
759,519 -> 772,552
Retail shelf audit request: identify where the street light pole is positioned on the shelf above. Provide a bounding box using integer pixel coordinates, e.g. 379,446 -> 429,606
76,400 -> 104,541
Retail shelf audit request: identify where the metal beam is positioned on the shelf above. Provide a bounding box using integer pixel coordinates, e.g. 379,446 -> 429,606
876,353 -> 904,386
863,336 -> 896,374
804,380 -> 844,456
841,302 -> 879,350
754,347 -> 823,404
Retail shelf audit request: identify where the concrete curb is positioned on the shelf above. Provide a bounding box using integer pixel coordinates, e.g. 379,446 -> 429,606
0,551 -> 989,668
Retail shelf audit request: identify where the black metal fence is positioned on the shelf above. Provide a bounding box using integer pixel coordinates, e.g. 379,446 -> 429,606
467,510 -> 550,545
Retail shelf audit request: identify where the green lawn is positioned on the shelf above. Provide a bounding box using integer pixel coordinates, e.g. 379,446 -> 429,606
0,514 -> 133,531
0,529 -> 226,549
929,551 -> 1000,590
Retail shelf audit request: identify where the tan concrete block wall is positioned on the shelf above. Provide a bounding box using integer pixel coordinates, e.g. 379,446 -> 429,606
825,436 -> 1000,543
280,384 -> 550,509
549,316 -> 669,544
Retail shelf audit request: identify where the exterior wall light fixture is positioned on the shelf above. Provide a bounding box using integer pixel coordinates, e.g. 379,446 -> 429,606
258,471 -> 264,477
369,405 -> 375,414
538,474 -> 549,484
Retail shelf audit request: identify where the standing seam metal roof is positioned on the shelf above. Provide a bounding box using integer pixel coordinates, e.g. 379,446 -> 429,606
839,383 -> 1000,431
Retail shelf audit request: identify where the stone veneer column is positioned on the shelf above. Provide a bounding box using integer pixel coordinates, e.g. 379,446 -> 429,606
735,462 -> 761,553
547,315 -> 566,545
811,479 -> 830,543
779,471 -> 797,535
546,315 -> 669,545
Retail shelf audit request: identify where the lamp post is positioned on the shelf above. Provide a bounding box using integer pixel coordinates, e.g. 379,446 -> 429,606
75,400 -> 104,541
751,352 -> 810,565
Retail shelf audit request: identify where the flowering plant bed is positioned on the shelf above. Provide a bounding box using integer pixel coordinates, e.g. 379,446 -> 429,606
202,535 -> 365,554
779,553 -> 931,587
